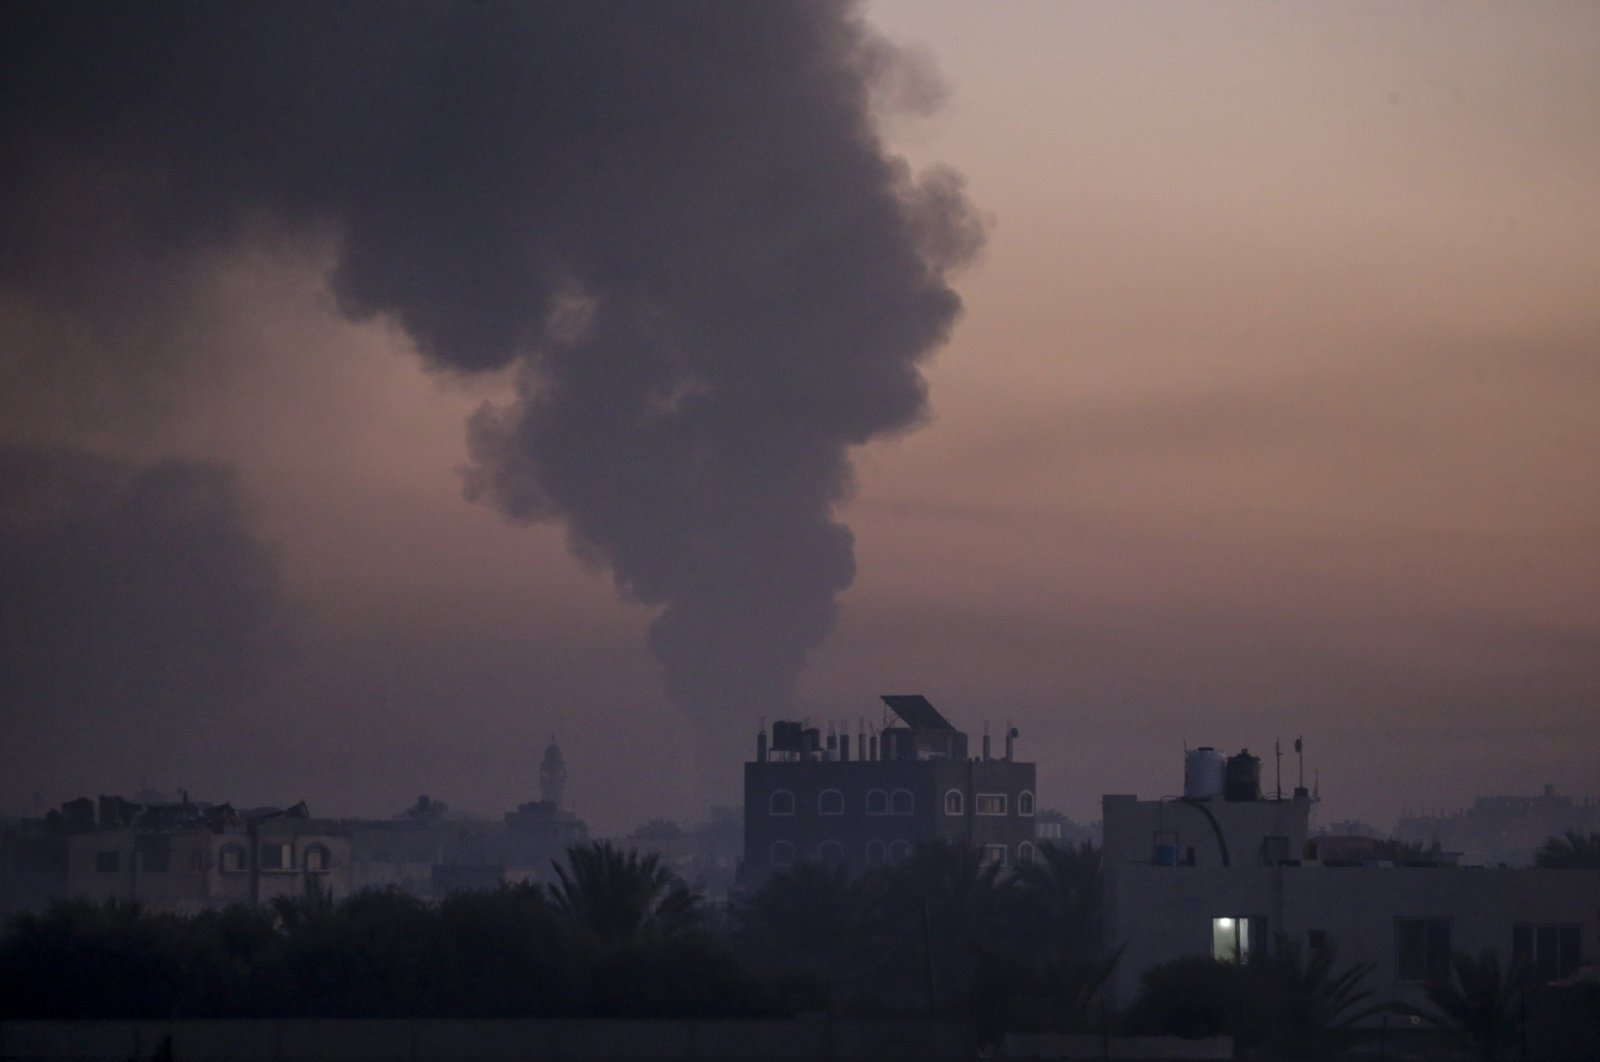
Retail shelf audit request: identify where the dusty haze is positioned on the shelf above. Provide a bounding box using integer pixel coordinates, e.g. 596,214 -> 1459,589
2,1 -> 1596,833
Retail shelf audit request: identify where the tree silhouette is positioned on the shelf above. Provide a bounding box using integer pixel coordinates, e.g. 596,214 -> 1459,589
546,840 -> 701,946
1534,830 -> 1600,869
1416,949 -> 1524,1061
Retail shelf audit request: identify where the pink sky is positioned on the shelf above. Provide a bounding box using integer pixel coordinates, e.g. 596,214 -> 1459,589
3,2 -> 1595,833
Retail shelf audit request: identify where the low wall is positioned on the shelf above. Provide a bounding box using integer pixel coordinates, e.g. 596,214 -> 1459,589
0,1019 -> 975,1062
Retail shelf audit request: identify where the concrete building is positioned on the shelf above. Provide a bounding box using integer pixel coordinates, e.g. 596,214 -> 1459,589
66,799 -> 353,913
741,695 -> 1036,885
1100,751 -> 1599,1015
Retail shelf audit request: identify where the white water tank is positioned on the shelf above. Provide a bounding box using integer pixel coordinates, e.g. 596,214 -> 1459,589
1184,746 -> 1226,799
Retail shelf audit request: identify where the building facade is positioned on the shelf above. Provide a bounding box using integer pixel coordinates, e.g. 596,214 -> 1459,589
741,695 -> 1036,885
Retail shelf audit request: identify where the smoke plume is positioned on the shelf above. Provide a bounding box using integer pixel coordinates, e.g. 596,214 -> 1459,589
1,1 -> 983,782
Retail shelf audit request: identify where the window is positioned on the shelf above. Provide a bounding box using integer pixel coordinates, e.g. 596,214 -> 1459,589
865,840 -> 887,867
1017,841 -> 1036,866
95,851 -> 120,873
1213,916 -> 1267,963
890,789 -> 914,815
981,844 -> 1007,866
944,789 -> 964,815
975,793 -> 1007,816
303,843 -> 332,872
770,840 -> 795,869
219,844 -> 247,873
1018,790 -> 1035,816
817,841 -> 844,866
866,789 -> 889,815
769,789 -> 795,816
1396,918 -> 1451,981
889,840 -> 912,863
1514,924 -> 1581,980
817,789 -> 844,816
259,842 -> 293,871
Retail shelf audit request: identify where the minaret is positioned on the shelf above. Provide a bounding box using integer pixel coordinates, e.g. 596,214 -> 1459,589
540,739 -> 567,809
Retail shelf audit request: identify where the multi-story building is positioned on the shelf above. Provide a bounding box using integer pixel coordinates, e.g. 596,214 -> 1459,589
1100,750 -> 1600,1016
741,695 -> 1036,885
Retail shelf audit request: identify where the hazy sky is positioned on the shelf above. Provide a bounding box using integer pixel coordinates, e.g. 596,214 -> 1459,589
3,2 -> 1596,834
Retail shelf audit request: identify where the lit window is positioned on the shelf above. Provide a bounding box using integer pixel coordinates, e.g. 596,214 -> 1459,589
1017,790 -> 1035,816
975,793 -> 1007,816
769,790 -> 795,816
818,789 -> 844,816
944,789 -> 964,815
1396,917 -> 1450,981
889,840 -> 912,863
303,843 -> 332,872
1513,924 -> 1581,980
890,789 -> 914,815
770,840 -> 795,869
818,841 -> 844,866
219,844 -> 247,873
1213,916 -> 1266,963
1017,841 -> 1036,866
981,844 -> 1007,866
865,840 -> 886,866
865,789 -> 889,815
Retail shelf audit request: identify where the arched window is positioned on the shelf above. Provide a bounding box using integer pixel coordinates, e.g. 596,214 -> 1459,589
769,789 -> 795,816
1017,841 -> 1036,867
865,789 -> 889,815
1018,790 -> 1036,816
818,840 -> 845,866
303,843 -> 332,872
890,789 -> 914,815
865,840 -> 887,867
943,789 -> 964,816
219,843 -> 247,873
889,840 -> 913,863
818,789 -> 844,816
770,840 -> 796,869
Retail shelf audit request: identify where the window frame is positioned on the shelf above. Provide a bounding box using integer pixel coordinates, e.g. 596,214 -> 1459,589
981,843 -> 1008,867
865,789 -> 889,816
770,840 -> 796,869
1395,917 -> 1451,982
975,793 -> 1007,816
768,789 -> 796,817
817,788 -> 845,816
1513,923 -> 1582,981
943,789 -> 965,816
1018,790 -> 1035,816
889,839 -> 912,863
890,788 -> 915,816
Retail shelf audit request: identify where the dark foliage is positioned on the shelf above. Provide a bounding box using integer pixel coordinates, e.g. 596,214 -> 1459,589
1533,830 -> 1600,869
0,843 -> 765,1020
1121,934 -> 1380,1058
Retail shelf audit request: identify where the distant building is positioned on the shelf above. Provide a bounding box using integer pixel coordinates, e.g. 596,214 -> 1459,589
1397,785 -> 1600,866
741,695 -> 1036,886
1101,752 -> 1600,1015
63,797 -> 353,913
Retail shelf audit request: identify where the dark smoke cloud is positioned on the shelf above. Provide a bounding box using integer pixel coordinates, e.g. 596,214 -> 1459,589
1,1 -> 982,783
0,446 -> 285,733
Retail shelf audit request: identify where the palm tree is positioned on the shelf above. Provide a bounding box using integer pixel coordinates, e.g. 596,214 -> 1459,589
1012,840 -> 1103,952
1534,830 -> 1600,869
546,840 -> 700,946
1417,949 -> 1523,1061
1246,934 -> 1381,1057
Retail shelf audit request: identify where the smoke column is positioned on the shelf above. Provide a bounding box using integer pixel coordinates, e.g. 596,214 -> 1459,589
1,1 -> 983,786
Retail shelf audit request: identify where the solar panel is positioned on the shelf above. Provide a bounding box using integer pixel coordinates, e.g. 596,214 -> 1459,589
880,694 -> 956,731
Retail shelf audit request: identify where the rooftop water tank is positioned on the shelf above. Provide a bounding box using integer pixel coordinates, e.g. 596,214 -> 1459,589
1224,749 -> 1262,802
1184,747 -> 1227,800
